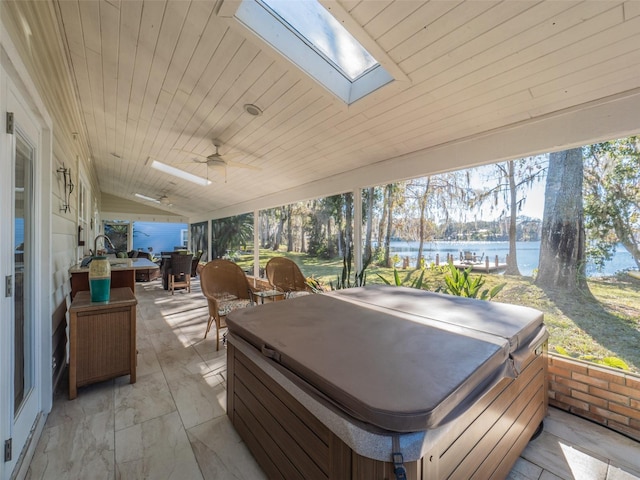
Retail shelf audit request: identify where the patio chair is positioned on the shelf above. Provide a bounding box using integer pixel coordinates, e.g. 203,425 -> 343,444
200,259 -> 256,350
190,250 -> 203,277
168,252 -> 193,294
265,257 -> 313,299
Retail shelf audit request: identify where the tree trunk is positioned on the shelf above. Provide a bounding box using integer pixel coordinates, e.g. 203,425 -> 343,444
505,161 -> 522,275
536,148 -> 587,291
384,184 -> 395,267
416,178 -> 430,269
286,205 -> 293,251
612,217 -> 640,269
344,192 -> 353,262
377,186 -> 389,260
273,207 -> 286,251
364,187 -> 374,261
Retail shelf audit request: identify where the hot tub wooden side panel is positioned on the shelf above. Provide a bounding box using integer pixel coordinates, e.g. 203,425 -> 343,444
227,343 -> 547,480
227,342 -> 354,479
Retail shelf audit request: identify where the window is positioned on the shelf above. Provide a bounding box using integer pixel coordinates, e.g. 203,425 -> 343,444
77,179 -> 90,249
234,0 -> 395,104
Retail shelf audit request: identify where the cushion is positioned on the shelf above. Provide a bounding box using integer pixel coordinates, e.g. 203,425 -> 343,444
218,298 -> 253,317
286,291 -> 312,299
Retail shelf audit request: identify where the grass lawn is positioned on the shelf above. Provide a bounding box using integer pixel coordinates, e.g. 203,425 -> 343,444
232,249 -> 640,373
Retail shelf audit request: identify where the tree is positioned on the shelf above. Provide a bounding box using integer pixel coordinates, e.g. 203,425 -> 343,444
383,184 -> 396,267
363,187 -> 376,262
535,148 -> 587,291
211,213 -> 254,259
584,137 -> 640,269
286,204 -> 294,251
410,177 -> 431,269
343,192 -> 354,262
271,206 -> 287,250
474,157 -> 547,275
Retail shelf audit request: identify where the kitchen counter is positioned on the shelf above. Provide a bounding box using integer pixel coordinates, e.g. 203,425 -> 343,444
69,258 -> 159,298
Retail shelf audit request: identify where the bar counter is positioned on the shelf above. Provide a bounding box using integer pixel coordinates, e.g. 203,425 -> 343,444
69,258 -> 159,298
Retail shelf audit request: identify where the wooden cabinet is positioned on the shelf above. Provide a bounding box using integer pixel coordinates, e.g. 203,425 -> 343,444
68,287 -> 137,399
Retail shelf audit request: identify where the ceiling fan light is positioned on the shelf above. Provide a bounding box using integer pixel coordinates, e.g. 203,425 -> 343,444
150,159 -> 212,186
244,103 -> 262,116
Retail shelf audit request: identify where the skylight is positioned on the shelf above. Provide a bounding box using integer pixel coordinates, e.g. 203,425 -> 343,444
234,0 -> 395,104
150,160 -> 212,186
263,0 -> 377,81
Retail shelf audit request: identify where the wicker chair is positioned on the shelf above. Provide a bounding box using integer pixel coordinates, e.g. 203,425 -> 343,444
265,257 -> 313,298
200,259 -> 256,350
190,250 -> 203,277
169,252 -> 193,294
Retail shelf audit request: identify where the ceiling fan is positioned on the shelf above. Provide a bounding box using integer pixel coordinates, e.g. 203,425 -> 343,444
177,141 -> 260,182
134,192 -> 173,207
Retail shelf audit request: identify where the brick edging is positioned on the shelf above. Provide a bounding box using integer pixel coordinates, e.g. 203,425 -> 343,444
547,354 -> 640,441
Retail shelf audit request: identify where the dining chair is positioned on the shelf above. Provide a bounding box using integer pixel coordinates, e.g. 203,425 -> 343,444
265,257 -> 313,298
169,252 -> 193,294
190,250 -> 203,277
200,259 -> 256,350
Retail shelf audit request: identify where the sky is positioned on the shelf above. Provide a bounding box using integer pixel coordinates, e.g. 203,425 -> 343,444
467,163 -> 547,222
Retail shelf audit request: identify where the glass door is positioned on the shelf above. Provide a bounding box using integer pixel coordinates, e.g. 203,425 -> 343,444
3,83 -> 42,477
13,130 -> 34,419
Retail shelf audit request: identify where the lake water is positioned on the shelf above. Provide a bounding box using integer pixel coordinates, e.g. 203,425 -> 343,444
388,240 -> 637,277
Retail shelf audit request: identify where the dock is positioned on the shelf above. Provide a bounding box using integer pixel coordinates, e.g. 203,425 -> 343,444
432,252 -> 507,273
452,260 -> 507,273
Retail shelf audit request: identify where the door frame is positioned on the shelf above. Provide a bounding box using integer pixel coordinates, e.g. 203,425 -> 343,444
1,31 -> 53,480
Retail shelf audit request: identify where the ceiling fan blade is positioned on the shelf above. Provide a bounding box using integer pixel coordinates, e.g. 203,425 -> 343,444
171,149 -> 210,163
225,160 -> 261,171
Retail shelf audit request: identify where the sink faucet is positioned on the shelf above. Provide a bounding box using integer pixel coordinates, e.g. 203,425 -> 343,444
94,235 -> 115,255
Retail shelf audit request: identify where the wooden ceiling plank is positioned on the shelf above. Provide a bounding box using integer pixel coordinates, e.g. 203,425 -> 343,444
85,47 -> 108,164
161,1 -> 215,96
140,88 -> 175,155
78,0 -> 101,54
389,1 -> 498,64
243,92 -> 330,162
624,0 -> 640,19
121,1 -> 167,169
530,45 -> 640,99
365,2 -> 618,122
347,0 -> 392,26
527,69 -> 640,118
179,41 -> 260,156
363,1 -> 424,41
215,63 -> 286,149
137,1 -> 190,125
399,1 -> 542,75
231,82 -> 316,156
376,0 -> 463,52
170,29 -> 247,153
341,0 -> 364,14
56,0 -> 85,58
198,52 -> 274,146
100,1 -> 120,156
175,19 -> 229,96
114,0 -> 143,163
410,1 -> 618,84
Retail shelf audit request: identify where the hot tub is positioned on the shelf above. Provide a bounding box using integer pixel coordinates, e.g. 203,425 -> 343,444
226,286 -> 548,479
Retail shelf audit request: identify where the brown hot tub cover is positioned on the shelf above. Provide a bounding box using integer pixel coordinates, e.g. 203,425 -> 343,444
226,285 -> 546,433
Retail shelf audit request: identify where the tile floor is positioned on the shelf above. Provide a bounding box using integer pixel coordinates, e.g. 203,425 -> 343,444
25,279 -> 640,479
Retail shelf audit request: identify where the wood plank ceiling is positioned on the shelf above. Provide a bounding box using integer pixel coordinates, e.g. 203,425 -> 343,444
52,0 -> 640,219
